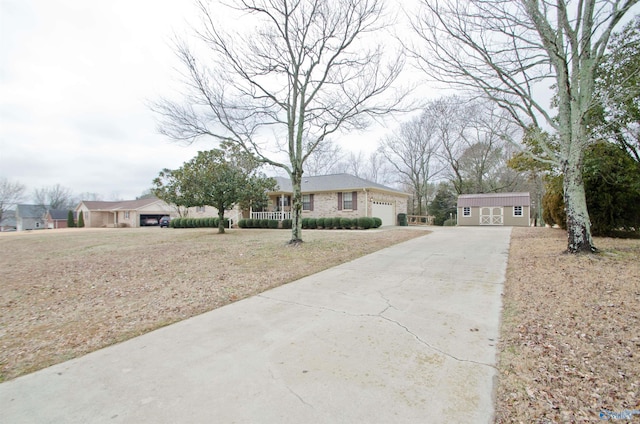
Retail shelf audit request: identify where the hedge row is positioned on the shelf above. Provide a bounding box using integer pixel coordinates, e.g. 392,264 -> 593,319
170,217 -> 229,228
237,217 -> 383,230
237,219 -> 279,229
304,217 -> 382,229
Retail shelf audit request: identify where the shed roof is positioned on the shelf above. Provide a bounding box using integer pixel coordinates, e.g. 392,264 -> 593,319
457,192 -> 530,207
273,174 -> 408,196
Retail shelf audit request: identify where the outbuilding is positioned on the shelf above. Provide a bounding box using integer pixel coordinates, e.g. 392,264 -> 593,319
457,192 -> 531,227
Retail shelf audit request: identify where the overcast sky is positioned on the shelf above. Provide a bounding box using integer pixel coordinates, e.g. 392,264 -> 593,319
1,0 -> 432,203
0,0 -> 216,200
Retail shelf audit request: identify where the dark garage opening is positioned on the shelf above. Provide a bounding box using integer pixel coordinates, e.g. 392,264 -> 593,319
140,214 -> 166,226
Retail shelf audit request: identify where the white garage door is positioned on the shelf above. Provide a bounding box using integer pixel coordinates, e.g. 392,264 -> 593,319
372,201 -> 395,226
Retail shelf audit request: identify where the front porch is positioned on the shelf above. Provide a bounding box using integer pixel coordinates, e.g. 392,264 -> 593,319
250,211 -> 292,221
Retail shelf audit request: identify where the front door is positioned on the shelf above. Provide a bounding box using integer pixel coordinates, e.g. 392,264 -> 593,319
480,207 -> 503,225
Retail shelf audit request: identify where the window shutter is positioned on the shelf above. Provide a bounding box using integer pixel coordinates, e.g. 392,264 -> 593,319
310,194 -> 314,211
352,191 -> 357,210
338,192 -> 343,210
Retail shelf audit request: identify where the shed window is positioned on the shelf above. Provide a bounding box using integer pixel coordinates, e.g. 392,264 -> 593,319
196,206 -> 205,213
513,206 -> 523,216
463,207 -> 471,217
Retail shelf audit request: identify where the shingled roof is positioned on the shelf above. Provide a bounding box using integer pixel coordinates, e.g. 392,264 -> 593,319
80,198 -> 163,211
457,192 -> 530,208
272,174 -> 407,195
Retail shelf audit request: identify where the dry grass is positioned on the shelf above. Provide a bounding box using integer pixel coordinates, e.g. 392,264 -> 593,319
0,226 -> 426,382
495,227 -> 640,423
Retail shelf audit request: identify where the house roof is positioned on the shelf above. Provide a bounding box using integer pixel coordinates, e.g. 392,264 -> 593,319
16,204 -> 48,218
457,192 -> 530,207
79,198 -> 162,211
47,209 -> 75,220
273,174 -> 408,196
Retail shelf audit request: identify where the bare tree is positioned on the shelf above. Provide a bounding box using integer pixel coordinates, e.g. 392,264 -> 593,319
409,0 -> 638,253
342,150 -> 395,185
152,0 -> 406,243
0,177 -> 26,223
303,139 -> 348,175
379,110 -> 444,215
457,102 -> 522,193
33,184 -> 74,210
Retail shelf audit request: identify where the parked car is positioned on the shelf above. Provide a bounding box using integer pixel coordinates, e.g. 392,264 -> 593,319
159,216 -> 171,228
144,217 -> 159,226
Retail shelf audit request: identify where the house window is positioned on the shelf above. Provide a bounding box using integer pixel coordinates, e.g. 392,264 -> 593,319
513,206 -> 523,216
302,194 -> 314,211
342,192 -> 353,210
124,211 -> 130,219
463,207 -> 471,217
196,206 -> 205,213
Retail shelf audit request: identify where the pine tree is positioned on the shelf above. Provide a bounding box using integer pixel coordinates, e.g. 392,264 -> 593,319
67,210 -> 75,228
77,211 -> 85,228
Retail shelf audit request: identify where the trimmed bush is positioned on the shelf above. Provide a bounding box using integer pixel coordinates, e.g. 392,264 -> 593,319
282,219 -> 292,229
308,218 -> 317,229
238,219 -> 247,228
323,217 -> 333,228
340,218 -> 353,229
316,217 -> 325,228
301,218 -> 309,229
372,217 -> 382,228
77,211 -> 84,228
268,219 -> 279,229
357,217 -> 373,229
258,219 -> 268,228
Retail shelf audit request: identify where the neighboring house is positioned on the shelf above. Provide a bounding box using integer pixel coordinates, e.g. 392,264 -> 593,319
1,210 -> 17,232
457,192 -> 531,227
45,209 -> 76,229
15,204 -> 48,231
251,173 -> 410,227
75,198 -> 237,228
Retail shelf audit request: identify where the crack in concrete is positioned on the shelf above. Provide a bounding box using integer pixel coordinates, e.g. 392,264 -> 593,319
268,366 -> 314,408
257,294 -> 497,370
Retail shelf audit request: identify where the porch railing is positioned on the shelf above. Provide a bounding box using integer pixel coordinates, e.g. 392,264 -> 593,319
250,211 -> 292,221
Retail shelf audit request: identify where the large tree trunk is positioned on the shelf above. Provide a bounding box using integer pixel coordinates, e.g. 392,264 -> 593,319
562,154 -> 596,253
217,208 -> 226,234
289,170 -> 303,244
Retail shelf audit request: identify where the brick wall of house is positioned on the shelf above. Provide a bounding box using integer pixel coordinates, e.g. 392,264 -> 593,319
301,190 -> 408,219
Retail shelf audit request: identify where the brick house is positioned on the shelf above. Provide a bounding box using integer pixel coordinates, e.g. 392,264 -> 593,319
76,198 -> 234,228
251,174 -> 410,226
45,209 -> 76,229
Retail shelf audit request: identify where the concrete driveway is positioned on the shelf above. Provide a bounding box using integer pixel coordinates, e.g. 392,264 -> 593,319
1,226 -> 512,423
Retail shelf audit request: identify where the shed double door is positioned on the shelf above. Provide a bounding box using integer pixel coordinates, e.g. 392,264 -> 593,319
480,207 -> 503,225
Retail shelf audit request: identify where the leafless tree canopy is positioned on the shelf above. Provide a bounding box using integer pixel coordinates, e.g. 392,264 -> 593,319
33,184 -> 75,210
379,109 -> 444,215
303,139 -> 348,175
152,0 -> 407,242
377,96 -> 523,214
0,177 -> 27,222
